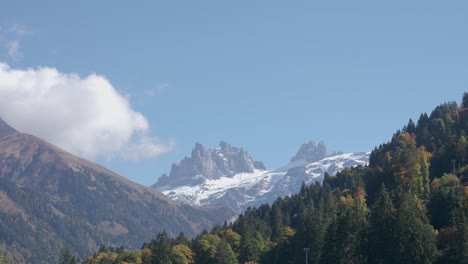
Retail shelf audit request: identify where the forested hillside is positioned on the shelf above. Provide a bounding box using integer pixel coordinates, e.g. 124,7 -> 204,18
0,119 -> 233,264
71,93 -> 468,264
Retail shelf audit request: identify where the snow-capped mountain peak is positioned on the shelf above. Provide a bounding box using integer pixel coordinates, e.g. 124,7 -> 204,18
152,142 -> 265,189
153,141 -> 370,214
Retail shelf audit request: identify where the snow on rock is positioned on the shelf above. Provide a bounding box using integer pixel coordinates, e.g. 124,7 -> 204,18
153,141 -> 370,214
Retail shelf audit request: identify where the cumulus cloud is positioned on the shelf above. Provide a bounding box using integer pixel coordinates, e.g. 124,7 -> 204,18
0,63 -> 174,160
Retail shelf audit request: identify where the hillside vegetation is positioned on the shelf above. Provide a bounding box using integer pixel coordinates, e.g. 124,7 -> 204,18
60,93 -> 468,263
0,121 -> 233,264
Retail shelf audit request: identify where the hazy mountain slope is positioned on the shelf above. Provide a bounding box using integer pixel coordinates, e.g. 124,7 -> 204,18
0,118 -> 232,263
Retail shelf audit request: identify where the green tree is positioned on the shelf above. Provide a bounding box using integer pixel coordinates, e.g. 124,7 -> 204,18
213,239 -> 238,264
406,119 -> 416,134
59,247 -> 77,264
368,185 -> 397,264
174,232 -> 191,246
434,186 -> 468,263
321,188 -> 368,264
270,226 -> 296,264
218,229 -> 241,254
462,92 -> 468,108
238,231 -> 263,264
393,191 -> 438,264
389,132 -> 432,198
118,250 -> 142,264
271,202 -> 284,242
171,244 -> 194,264
293,205 -> 326,264
428,175 -> 460,229
150,231 -> 173,264
194,234 -> 220,264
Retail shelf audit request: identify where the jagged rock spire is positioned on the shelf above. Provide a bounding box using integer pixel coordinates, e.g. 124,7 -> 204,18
153,141 -> 265,188
291,140 -> 328,163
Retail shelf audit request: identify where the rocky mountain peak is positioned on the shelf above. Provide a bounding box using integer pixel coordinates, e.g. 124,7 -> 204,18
153,141 -> 266,189
291,140 -> 328,163
157,150 -> 370,214
219,141 -> 231,149
217,141 -> 246,158
192,142 -> 207,157
216,141 -> 236,156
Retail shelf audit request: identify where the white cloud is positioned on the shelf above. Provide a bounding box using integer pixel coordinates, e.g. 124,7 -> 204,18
121,137 -> 175,161
0,63 -> 174,160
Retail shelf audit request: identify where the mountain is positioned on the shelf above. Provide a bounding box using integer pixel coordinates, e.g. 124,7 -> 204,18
0,117 -> 233,263
153,141 -> 265,189
290,140 -> 328,163
152,141 -> 369,213
151,141 -> 268,213
87,94 -> 468,264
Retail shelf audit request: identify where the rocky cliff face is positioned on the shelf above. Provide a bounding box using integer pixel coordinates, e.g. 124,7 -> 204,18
153,142 -> 265,189
0,118 -> 232,263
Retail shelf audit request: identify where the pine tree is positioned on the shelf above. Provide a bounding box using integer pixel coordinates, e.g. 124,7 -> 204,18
462,92 -> 468,108
368,185 -> 397,264
58,247 -> 76,264
406,119 -> 416,134
150,231 -> 173,264
320,188 -> 368,264
294,205 -> 325,264
271,202 -> 284,242
269,226 -> 296,264
213,239 -> 238,264
174,232 -> 191,246
238,231 -> 262,264
218,229 -> 241,254
393,191 -> 437,264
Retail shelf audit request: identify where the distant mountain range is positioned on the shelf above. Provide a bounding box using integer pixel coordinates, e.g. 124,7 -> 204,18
0,118 -> 232,263
0,116 -> 369,263
152,141 -> 369,214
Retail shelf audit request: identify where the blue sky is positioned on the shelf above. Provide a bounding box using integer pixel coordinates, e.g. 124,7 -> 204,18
0,1 -> 467,186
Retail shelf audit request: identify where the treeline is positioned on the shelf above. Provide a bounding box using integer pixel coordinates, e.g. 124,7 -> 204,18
67,93 -> 468,264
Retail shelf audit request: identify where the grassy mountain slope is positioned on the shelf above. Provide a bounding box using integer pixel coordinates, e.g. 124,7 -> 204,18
0,118 -> 233,263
